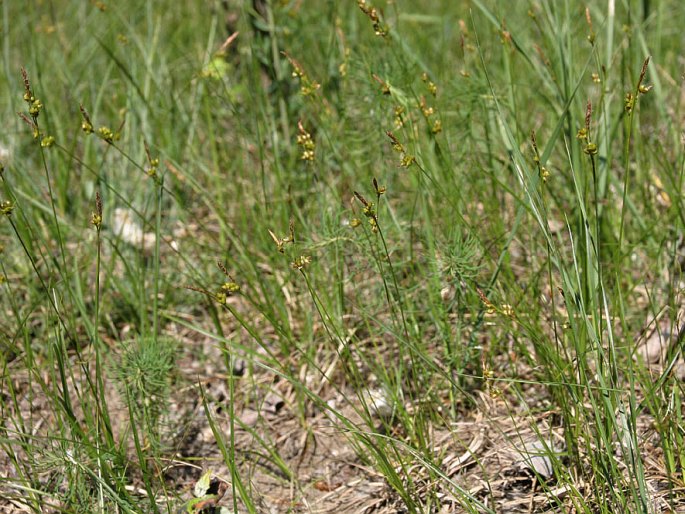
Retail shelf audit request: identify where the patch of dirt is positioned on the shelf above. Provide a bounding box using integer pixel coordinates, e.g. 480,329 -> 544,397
2,289 -> 685,513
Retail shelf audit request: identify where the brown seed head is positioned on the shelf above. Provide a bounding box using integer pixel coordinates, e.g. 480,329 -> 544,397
585,99 -> 592,133
637,56 -> 650,90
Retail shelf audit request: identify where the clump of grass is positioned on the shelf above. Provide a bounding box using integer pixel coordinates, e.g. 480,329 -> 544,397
1,1 -> 685,513
113,336 -> 176,450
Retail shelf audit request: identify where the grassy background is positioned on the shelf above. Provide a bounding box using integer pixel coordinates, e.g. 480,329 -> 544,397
1,0 -> 684,512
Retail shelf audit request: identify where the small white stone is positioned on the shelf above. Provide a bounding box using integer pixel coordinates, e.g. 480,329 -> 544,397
440,284 -> 455,303
514,439 -> 561,479
365,388 -> 393,418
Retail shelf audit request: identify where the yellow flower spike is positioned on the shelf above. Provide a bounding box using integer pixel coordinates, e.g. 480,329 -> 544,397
97,126 -> 115,143
283,52 -> 320,96
476,287 -> 496,314
40,136 -> 55,148
482,363 -> 494,380
422,73 -> 438,96
386,131 -> 404,153
296,121 -> 316,161
400,154 -> 415,167
501,304 -> 515,318
80,105 -> 94,134
393,106 -> 405,128
91,191 -> 103,230
386,131 -> 415,167
357,0 -> 387,37
221,281 -> 240,294
540,166 -> 550,183
291,255 -> 311,270
21,68 -> 34,105
29,99 -> 43,118
1,200 -> 14,216
213,261 -> 241,300
143,141 -> 160,178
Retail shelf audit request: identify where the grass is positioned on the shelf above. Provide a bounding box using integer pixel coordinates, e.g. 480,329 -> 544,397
0,0 -> 684,512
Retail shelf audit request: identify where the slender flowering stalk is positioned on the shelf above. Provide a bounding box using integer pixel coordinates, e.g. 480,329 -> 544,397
186,261 -> 240,307
91,190 -> 107,509
283,52 -> 320,96
296,121 -> 315,161
357,0 -> 388,37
